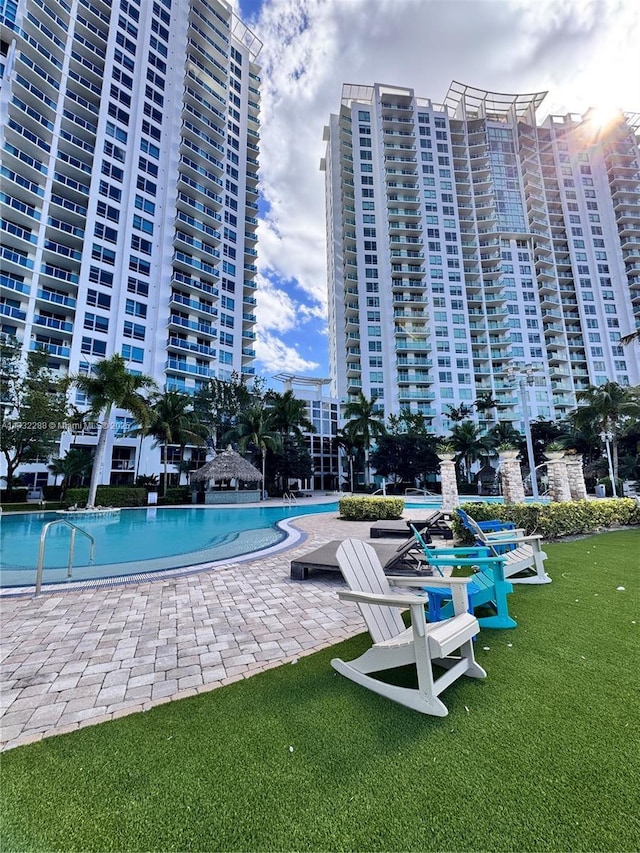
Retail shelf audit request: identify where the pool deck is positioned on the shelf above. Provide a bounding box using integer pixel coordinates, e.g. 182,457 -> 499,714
0,503 -> 441,752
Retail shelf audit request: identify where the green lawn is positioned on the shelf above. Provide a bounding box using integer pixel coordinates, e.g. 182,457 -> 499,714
1,530 -> 639,853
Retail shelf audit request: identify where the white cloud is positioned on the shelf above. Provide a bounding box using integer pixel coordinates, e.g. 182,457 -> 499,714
247,0 -> 640,374
254,331 -> 319,373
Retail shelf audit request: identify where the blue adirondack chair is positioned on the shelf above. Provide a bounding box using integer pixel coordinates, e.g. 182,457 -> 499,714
410,525 -> 517,630
457,507 -> 516,535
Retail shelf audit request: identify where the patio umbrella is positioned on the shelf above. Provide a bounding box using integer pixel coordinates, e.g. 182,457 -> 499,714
190,446 -> 263,488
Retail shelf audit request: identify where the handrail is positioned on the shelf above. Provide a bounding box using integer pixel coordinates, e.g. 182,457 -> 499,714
404,487 -> 439,498
35,519 -> 95,596
282,492 -> 298,505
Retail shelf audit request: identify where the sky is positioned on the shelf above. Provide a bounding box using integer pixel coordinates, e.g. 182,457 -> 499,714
229,0 -> 640,384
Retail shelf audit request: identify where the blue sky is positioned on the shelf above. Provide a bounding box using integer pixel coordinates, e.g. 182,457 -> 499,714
231,0 -> 640,386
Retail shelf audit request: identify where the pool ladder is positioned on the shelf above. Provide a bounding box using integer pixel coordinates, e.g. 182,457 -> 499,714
282,492 -> 298,505
35,519 -> 96,596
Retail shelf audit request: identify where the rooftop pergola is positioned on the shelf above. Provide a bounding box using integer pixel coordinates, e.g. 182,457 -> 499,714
444,81 -> 548,124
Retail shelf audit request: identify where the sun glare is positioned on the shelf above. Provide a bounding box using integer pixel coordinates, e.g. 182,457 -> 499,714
586,105 -> 622,131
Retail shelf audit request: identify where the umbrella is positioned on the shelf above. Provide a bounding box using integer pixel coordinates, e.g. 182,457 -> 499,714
190,446 -> 263,486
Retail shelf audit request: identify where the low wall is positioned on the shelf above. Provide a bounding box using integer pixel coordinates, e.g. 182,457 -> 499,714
203,490 -> 261,504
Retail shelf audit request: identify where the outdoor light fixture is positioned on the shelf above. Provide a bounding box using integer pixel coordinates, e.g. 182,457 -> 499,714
505,363 -> 540,500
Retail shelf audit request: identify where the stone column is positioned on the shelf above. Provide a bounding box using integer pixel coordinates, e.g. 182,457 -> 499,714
565,454 -> 588,500
499,454 -> 525,504
438,458 -> 459,514
546,459 -> 572,502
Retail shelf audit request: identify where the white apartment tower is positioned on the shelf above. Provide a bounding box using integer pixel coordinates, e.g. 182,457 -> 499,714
322,82 -> 640,435
0,0 -> 261,482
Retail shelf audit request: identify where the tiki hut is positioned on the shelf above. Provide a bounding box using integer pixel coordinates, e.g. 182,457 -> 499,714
190,446 -> 263,504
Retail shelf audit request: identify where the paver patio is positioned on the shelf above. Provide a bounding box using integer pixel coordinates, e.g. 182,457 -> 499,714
1,509 -> 430,751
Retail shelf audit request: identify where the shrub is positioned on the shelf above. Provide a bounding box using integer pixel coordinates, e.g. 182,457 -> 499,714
0,489 -> 27,503
42,485 -> 62,501
63,487 -> 147,508
452,499 -> 640,542
597,476 -> 625,498
161,487 -> 191,505
339,496 -> 404,521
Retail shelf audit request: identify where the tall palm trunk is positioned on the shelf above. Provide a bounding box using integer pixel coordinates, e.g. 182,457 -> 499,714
163,439 -> 169,497
87,403 -> 111,507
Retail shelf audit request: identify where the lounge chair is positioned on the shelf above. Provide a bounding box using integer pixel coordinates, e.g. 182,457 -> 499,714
290,530 -> 430,580
369,511 -> 453,540
332,538 -> 486,716
456,510 -> 551,585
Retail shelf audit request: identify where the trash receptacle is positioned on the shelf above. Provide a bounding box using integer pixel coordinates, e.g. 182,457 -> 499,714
595,484 -> 606,498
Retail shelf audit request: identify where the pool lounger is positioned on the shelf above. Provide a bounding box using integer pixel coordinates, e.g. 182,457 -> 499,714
369,512 -> 453,540
290,537 -> 432,580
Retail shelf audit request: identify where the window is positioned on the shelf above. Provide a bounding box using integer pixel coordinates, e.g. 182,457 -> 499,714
84,312 -> 109,333
87,289 -> 111,309
121,344 -> 144,362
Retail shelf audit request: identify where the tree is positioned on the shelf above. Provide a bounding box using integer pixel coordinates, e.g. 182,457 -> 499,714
223,405 -> 280,495
445,403 -> 473,423
144,390 -> 208,496
266,390 -> 315,491
369,433 -> 438,488
194,372 -> 265,449
71,354 -> 156,507
572,382 -> 640,483
48,447 -> 94,497
474,393 -> 498,423
334,429 -> 362,492
448,421 -> 493,483
0,339 -> 68,494
387,409 -> 429,436
342,392 -> 386,486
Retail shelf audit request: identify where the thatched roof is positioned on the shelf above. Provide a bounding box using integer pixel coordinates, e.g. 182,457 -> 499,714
190,446 -> 263,483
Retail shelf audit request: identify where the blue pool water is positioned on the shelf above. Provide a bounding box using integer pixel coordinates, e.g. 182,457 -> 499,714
0,503 -> 340,588
1,495 -> 539,589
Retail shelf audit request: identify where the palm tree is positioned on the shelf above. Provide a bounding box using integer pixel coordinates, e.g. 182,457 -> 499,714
620,329 -> 640,346
572,381 -> 640,483
72,355 -> 156,507
445,403 -> 474,423
342,392 -> 387,486
474,393 -> 498,423
224,406 -> 280,496
448,421 -> 493,483
144,390 -> 208,496
266,390 -> 315,492
48,447 -> 94,498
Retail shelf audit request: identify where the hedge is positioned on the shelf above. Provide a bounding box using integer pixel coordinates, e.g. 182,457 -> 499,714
452,499 -> 640,542
63,487 -> 147,508
160,486 -> 191,505
339,496 -> 404,521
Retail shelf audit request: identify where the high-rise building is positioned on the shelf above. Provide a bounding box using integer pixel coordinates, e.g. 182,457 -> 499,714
0,0 -> 261,484
321,82 -> 640,436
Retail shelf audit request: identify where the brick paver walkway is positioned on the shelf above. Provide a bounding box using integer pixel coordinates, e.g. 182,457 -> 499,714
1,508 -> 437,751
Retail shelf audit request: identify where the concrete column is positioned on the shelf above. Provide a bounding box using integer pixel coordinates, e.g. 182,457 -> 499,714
438,458 -> 459,513
499,454 -> 525,504
546,458 -> 572,502
565,454 -> 588,500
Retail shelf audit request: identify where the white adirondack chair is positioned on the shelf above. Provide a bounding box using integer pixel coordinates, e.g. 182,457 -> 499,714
460,512 -> 551,585
332,539 -> 486,717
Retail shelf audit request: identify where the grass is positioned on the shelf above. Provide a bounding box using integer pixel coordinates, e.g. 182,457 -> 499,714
1,530 -> 639,853
0,503 -> 62,513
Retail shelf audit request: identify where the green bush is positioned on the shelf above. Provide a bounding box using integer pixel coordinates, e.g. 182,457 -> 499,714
42,485 -> 62,500
597,477 -> 625,498
63,486 -> 147,508
1,489 -> 27,503
452,499 -> 640,542
161,486 -> 191,505
339,496 -> 404,521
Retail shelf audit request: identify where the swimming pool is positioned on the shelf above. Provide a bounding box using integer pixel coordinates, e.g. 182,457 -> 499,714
0,503 -> 340,589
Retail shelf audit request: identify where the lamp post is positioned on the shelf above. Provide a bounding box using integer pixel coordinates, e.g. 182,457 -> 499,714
506,364 -> 539,500
599,428 -> 617,497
